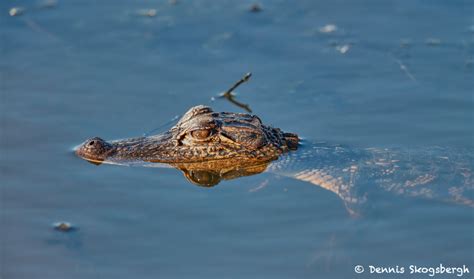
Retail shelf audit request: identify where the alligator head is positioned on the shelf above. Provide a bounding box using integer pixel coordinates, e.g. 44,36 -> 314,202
75,105 -> 299,184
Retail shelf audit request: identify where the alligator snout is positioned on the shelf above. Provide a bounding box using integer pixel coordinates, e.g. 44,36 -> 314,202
75,137 -> 114,163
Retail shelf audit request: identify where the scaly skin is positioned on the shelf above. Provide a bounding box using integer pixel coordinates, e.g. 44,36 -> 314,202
75,105 -> 473,214
76,105 -> 299,164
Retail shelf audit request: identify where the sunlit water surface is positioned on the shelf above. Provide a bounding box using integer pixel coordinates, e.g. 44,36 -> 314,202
1,0 -> 473,278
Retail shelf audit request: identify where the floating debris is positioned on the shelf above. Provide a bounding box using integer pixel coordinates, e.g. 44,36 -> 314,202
392,57 -> 417,82
426,38 -> 441,46
40,0 -> 58,9
319,24 -> 337,34
53,222 -> 76,232
9,7 -> 25,16
218,73 -> 252,112
336,44 -> 350,54
169,0 -> 178,5
137,8 -> 157,17
222,72 -> 252,97
249,3 -> 263,13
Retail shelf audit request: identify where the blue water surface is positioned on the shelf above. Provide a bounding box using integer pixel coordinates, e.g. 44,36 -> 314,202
1,0 -> 473,278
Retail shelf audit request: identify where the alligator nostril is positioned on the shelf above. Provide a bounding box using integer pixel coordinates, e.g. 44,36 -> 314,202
89,140 -> 95,146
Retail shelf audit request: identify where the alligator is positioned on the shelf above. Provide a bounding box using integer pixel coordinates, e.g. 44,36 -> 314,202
75,105 -> 473,215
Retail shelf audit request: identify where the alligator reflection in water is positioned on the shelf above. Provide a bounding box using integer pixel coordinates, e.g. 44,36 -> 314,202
83,155 -> 271,187
75,105 -> 473,215
172,160 -> 270,187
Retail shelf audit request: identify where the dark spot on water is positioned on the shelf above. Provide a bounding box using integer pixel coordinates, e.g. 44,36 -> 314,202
249,3 -> 262,13
53,222 -> 77,232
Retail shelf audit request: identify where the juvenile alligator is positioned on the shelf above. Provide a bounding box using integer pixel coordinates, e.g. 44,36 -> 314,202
75,105 -> 473,215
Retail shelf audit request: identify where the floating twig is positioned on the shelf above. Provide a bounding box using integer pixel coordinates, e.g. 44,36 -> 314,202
220,73 -> 253,112
222,72 -> 252,97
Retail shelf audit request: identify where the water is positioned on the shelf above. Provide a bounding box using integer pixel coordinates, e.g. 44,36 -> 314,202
1,0 -> 473,278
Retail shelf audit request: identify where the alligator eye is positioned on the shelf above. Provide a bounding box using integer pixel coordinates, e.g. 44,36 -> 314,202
190,129 -> 212,140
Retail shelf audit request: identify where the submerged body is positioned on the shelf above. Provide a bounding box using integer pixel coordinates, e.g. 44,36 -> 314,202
76,105 -> 473,214
270,142 -> 473,214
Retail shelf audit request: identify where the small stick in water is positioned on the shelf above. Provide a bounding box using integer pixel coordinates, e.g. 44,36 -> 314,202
219,73 -> 253,112
222,72 -> 252,97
